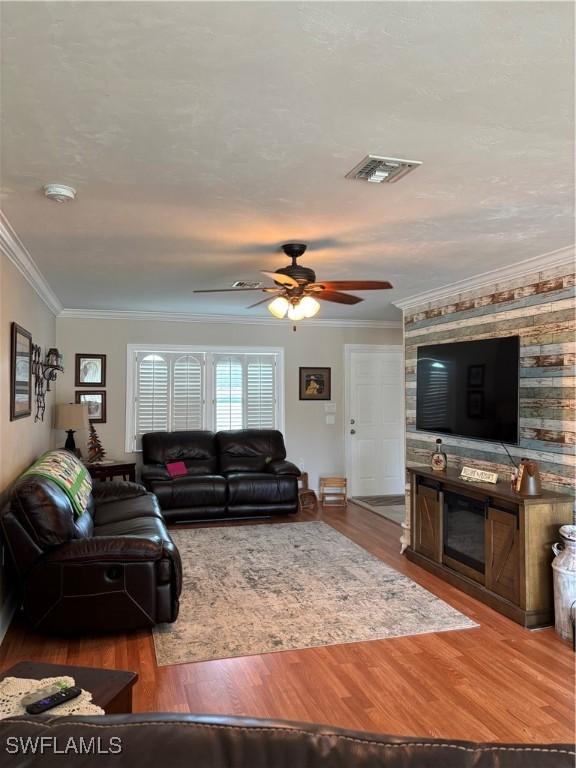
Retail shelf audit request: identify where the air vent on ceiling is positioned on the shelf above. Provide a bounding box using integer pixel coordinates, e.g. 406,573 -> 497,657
345,155 -> 422,184
232,280 -> 263,289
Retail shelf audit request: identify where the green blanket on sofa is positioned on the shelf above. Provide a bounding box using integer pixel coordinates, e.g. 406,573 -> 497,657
23,450 -> 92,517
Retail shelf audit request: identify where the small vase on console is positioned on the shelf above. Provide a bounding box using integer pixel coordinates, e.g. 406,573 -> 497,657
431,438 -> 447,471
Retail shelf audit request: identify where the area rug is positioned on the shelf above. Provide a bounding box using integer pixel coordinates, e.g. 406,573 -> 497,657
351,495 -> 406,524
153,522 -> 477,666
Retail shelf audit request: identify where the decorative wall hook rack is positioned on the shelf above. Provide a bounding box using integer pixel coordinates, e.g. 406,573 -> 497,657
32,345 -> 64,422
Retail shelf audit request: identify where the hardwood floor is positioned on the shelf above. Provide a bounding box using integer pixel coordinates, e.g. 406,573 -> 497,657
0,503 -> 573,743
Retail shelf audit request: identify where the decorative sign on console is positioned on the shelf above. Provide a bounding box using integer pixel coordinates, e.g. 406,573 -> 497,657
460,466 -> 499,484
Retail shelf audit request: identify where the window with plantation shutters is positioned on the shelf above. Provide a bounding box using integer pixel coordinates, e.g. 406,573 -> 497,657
246,356 -> 276,428
127,346 -> 283,451
214,354 -> 277,431
137,354 -> 169,439
215,356 -> 244,431
173,354 -> 203,430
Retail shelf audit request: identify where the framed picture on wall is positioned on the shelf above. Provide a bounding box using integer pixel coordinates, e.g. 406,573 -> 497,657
299,367 -> 331,400
10,322 -> 32,420
467,390 -> 484,419
75,390 -> 107,423
467,364 -> 485,388
75,354 -> 106,387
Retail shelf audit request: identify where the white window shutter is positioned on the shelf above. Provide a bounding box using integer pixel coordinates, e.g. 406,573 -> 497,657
246,356 -> 275,428
173,354 -> 203,430
214,356 -> 244,431
137,354 -> 169,441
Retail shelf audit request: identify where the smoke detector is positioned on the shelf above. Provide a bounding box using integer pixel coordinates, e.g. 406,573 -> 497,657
345,155 -> 422,184
43,184 -> 76,202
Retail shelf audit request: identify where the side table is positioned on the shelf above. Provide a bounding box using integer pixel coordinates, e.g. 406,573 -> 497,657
86,460 -> 136,482
0,661 -> 138,714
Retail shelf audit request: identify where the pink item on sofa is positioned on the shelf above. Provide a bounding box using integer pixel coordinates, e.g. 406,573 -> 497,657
165,461 -> 188,478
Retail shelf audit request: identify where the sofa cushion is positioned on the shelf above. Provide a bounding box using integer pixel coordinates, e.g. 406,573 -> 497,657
94,514 -> 172,541
142,431 -> 218,475
93,493 -> 164,527
217,430 -> 287,473
147,475 -> 227,510
226,472 -> 298,506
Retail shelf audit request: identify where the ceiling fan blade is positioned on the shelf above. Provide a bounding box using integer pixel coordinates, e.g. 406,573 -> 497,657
193,287 -> 268,293
317,290 -> 363,305
260,271 -> 299,288
247,296 -> 276,309
309,280 -> 393,291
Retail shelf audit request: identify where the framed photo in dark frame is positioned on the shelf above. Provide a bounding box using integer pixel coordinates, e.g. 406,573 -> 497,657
299,367 -> 331,400
467,364 -> 485,388
75,354 -> 106,387
10,322 -> 32,420
75,390 -> 107,423
467,390 -> 484,419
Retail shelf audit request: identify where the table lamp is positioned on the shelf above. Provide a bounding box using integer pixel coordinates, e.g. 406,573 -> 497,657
54,403 -> 90,454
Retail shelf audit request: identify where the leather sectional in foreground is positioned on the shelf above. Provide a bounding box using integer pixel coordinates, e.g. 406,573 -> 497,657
0,471 -> 182,633
1,713 -> 572,767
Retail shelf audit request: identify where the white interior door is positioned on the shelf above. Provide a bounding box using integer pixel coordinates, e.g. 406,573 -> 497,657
345,347 -> 404,496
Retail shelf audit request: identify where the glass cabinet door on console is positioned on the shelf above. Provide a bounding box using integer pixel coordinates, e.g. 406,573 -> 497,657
413,480 -> 442,563
485,505 -> 520,605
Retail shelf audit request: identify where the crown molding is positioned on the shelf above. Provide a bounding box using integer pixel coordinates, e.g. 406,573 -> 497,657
0,211 -> 63,315
58,308 -> 403,329
393,245 -> 575,312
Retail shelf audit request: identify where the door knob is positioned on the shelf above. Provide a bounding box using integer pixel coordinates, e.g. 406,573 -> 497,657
350,429 -> 356,435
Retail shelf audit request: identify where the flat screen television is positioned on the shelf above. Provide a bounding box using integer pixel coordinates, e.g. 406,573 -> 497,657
416,336 -> 519,444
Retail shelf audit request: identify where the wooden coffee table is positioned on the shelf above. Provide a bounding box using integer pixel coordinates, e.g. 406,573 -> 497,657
0,661 -> 138,714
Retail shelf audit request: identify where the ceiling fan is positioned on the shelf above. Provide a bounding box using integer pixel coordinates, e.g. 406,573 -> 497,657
193,243 -> 393,320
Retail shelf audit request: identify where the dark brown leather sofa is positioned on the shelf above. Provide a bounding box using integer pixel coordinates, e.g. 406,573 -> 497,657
1,713 -> 572,767
141,429 -> 300,522
0,471 -> 182,633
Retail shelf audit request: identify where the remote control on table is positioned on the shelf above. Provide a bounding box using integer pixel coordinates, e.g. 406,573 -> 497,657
25,686 -> 82,714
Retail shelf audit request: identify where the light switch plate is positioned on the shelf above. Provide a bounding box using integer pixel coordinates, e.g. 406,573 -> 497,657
325,414 -> 336,425
324,402 -> 337,413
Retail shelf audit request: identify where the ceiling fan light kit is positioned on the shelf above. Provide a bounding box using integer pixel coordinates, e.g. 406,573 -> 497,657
193,242 -> 393,321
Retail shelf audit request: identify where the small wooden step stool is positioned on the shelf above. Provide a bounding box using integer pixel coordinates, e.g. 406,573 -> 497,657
319,476 -> 347,508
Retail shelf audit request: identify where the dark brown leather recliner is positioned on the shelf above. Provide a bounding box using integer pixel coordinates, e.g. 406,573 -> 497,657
0,470 -> 182,633
141,429 -> 301,522
0,713 -> 571,767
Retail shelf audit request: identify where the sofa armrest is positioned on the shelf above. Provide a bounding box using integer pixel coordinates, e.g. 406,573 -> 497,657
141,465 -> 171,482
44,535 -> 165,564
92,481 -> 147,506
266,460 -> 301,477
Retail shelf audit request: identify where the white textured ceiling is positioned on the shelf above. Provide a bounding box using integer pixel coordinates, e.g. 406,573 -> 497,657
1,1 -> 574,320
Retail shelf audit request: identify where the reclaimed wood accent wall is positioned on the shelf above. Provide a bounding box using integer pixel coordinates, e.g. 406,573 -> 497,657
405,261 -> 575,496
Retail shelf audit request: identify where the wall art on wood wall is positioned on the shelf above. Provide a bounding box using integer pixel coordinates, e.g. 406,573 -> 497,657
10,322 -> 32,421
75,390 -> 107,423
75,354 -> 106,387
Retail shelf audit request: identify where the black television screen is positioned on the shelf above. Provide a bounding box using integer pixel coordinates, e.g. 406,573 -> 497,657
416,336 -> 519,444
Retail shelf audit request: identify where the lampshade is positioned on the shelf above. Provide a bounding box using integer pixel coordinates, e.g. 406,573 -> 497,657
299,296 -> 321,318
287,302 -> 306,321
54,403 -> 90,431
268,296 -> 289,319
